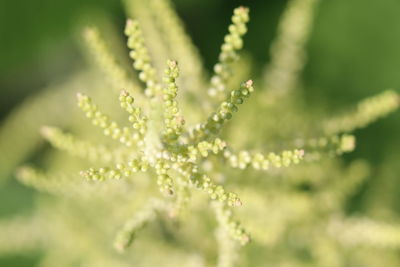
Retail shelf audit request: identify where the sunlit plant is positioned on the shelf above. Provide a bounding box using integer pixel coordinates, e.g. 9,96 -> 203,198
0,0 -> 399,266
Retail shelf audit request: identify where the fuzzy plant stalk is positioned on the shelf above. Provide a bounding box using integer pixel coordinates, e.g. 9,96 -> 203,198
0,0 -> 400,266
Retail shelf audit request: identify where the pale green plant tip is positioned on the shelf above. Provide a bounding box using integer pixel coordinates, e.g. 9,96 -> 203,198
124,17 -> 161,98
190,79 -> 255,142
162,59 -> 185,145
208,6 -> 251,100
224,148 -> 304,171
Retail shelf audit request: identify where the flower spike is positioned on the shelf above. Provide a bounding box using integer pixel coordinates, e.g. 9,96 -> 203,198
191,80 -> 254,142
125,19 -> 162,97
162,60 -> 185,144
209,7 -> 250,100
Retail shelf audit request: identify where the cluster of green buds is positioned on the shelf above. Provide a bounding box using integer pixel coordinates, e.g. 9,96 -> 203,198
174,163 -> 240,207
77,93 -> 134,147
74,82 -> 247,213
44,6 -> 312,251
187,138 -> 227,161
4,1 -> 400,265
13,5 -> 314,255
162,60 -> 185,144
224,148 -> 305,170
23,3 -> 392,259
125,19 -> 161,97
119,90 -> 148,146
200,174 -> 242,207
209,6 -> 250,99
192,80 -> 254,141
154,159 -> 174,196
81,157 -> 149,181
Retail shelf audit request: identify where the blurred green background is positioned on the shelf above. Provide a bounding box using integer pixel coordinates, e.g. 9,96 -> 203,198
1,0 -> 399,265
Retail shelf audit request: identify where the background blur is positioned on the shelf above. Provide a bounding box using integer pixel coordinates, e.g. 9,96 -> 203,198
1,0 -> 400,265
